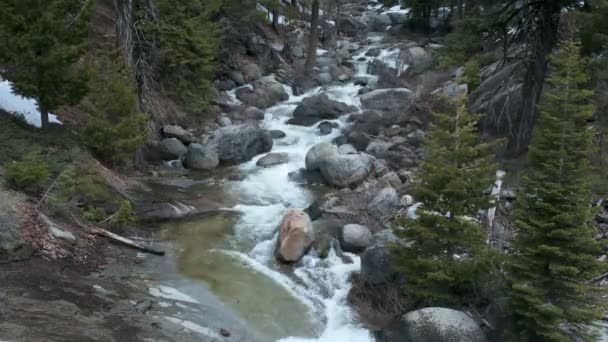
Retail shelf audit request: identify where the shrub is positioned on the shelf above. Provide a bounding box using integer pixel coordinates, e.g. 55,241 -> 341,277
459,59 -> 481,92
48,165 -> 77,215
5,152 -> 49,191
83,206 -> 107,223
110,200 -> 137,227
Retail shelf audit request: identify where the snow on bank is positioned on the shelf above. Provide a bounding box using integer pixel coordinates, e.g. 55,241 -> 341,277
0,79 -> 61,127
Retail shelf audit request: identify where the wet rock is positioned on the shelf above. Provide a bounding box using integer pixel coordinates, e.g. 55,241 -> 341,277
220,328 -> 231,337
210,124 -> 273,164
135,198 -> 222,222
236,76 -> 288,109
305,142 -> 339,171
333,135 -> 348,146
338,144 -> 357,155
217,115 -> 232,127
347,131 -> 371,151
368,187 -> 400,222
320,153 -> 375,188
396,308 -> 487,342
288,169 -> 325,186
243,106 -> 266,120
366,13 -> 392,31
275,210 -> 315,263
162,125 -> 193,144
288,93 -> 357,126
228,71 -> 245,86
270,130 -> 287,139
185,143 -> 219,170
317,121 -> 335,135
160,138 -> 188,160
242,62 -> 262,83
360,88 -> 415,115
316,72 -> 333,85
341,224 -> 372,253
256,152 -> 289,167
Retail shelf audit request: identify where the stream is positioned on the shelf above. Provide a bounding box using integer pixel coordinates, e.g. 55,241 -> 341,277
157,5 -> 408,342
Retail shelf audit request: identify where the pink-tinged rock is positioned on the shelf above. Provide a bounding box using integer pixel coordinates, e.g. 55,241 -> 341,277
275,210 -> 314,263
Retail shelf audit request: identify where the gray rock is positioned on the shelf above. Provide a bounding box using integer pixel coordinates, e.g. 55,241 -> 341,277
242,63 -> 262,83
305,142 -> 339,171
366,140 -> 393,155
288,93 -> 358,126
360,88 -> 415,115
210,124 -> 273,164
400,195 -> 414,207
338,15 -> 368,37
341,224 -> 372,253
236,76 -> 288,109
160,138 -> 188,160
320,153 -> 375,188
288,169 -> 325,186
284,29 -> 307,60
39,213 -> 76,244
380,172 -> 403,188
338,144 -> 357,155
316,72 -> 333,85
368,187 -> 399,222
256,153 -> 289,167
337,74 -> 350,82
275,210 -> 314,263
162,125 -> 193,144
228,71 -> 245,86
401,308 -> 487,342
217,115 -> 232,127
386,10 -> 409,25
374,159 -> 391,177
400,46 -> 434,74
432,81 -> 469,99
367,13 -> 392,31
360,229 -> 402,285
185,143 -> 219,170
347,131 -> 371,151
317,121 -> 335,135
243,106 -> 266,120
407,129 -> 426,147
270,130 -> 287,139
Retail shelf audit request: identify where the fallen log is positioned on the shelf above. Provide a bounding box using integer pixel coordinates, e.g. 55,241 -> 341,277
90,227 -> 165,256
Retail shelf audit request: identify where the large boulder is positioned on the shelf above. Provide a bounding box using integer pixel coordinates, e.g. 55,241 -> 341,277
398,308 -> 487,342
360,229 -> 403,285
338,15 -> 368,37
400,46 -> 434,74
0,187 -> 31,263
236,76 -> 288,109
305,142 -> 339,171
288,93 -> 357,126
319,153 -> 375,188
275,210 -> 315,263
162,125 -> 193,144
341,224 -> 372,253
360,88 -> 415,115
365,13 -> 392,32
185,143 -> 219,170
256,152 -> 289,167
160,138 -> 188,160
368,187 -> 400,222
283,29 -> 307,60
210,125 -> 273,164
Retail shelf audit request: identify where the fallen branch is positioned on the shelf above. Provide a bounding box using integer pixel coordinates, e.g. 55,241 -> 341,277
588,271 -> 608,284
90,227 -> 165,256
70,213 -> 164,256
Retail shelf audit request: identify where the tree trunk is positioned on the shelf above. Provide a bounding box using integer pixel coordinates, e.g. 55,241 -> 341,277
272,9 -> 279,31
506,1 -> 561,156
304,0 -> 320,77
40,106 -> 50,129
457,0 -> 464,19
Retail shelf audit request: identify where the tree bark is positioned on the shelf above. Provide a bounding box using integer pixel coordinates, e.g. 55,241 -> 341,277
272,9 -> 279,31
506,1 -> 561,155
40,107 -> 50,129
304,0 -> 320,77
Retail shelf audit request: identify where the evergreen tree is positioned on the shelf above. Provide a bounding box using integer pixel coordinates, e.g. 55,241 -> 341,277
392,101 -> 498,307
0,0 -> 92,129
507,39 -> 604,341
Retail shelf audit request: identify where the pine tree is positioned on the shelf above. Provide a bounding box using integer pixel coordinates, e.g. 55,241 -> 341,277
0,0 -> 92,129
507,39 -> 605,341
392,101 -> 499,307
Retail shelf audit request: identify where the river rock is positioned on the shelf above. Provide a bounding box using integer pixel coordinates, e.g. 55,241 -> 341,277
317,121 -> 335,135
360,229 -> 403,285
399,308 -> 487,342
185,143 -> 219,170
288,169 -> 325,186
380,172 -> 403,188
401,46 -> 434,74
217,115 -> 232,127
432,81 -> 469,99
162,125 -> 193,144
284,29 -> 307,60
160,138 -> 188,160
360,88 -> 414,115
305,142 -> 338,171
338,144 -> 357,155
270,130 -> 286,139
368,187 -> 400,222
256,153 -> 288,167
243,106 -> 266,120
275,210 -> 315,263
242,62 -> 262,83
319,153 -> 375,188
341,224 -> 372,253
316,72 -> 333,85
347,131 -> 371,151
338,15 -> 368,37
288,93 -> 357,126
366,13 -> 392,31
210,124 -> 273,164
366,140 -> 393,156
236,76 -> 288,109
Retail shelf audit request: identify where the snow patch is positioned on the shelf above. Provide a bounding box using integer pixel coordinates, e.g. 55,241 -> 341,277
148,286 -> 200,304
0,79 -> 61,127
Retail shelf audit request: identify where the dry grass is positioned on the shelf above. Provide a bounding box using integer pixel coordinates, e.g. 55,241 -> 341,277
347,274 -> 409,329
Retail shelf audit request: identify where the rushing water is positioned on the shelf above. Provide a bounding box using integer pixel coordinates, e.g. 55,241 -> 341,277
161,17 -> 411,341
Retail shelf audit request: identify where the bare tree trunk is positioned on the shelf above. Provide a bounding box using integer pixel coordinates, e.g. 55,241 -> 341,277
40,107 -> 49,129
272,9 -> 279,31
457,0 -> 464,19
304,0 -> 320,76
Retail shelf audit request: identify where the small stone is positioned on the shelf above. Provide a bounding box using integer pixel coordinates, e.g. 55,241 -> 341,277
220,328 -> 231,337
270,130 -> 286,139
50,227 -> 76,244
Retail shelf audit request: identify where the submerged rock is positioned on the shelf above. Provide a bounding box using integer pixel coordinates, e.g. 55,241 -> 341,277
275,210 -> 315,263
256,153 -> 289,167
